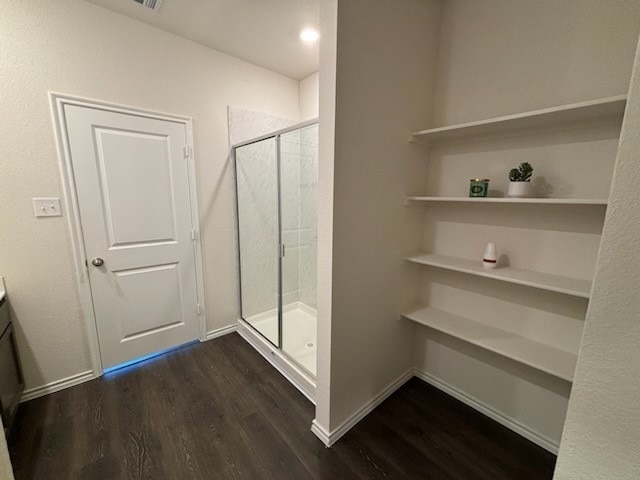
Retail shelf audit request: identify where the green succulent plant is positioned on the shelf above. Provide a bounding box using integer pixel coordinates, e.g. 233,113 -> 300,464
509,162 -> 533,182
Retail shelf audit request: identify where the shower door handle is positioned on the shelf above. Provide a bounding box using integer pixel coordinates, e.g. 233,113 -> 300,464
280,244 -> 286,258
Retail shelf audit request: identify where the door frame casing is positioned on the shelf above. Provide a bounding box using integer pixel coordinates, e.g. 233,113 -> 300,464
49,92 -> 208,377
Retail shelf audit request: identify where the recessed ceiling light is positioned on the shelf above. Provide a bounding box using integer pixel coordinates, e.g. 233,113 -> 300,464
300,28 -> 320,43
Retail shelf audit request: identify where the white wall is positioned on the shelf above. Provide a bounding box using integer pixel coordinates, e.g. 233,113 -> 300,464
300,72 -> 320,120
314,0 -> 338,432
432,0 -> 640,126
413,0 -> 640,450
315,0 -> 441,433
0,0 -> 300,392
554,36 -> 640,480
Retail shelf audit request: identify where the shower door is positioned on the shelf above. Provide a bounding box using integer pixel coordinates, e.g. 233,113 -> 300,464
235,122 -> 318,376
235,137 -> 282,347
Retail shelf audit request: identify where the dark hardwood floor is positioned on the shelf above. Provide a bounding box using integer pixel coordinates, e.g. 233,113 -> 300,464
9,333 -> 556,479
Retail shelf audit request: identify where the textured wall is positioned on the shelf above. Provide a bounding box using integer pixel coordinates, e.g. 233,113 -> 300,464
0,0 -> 300,391
227,107 -> 295,147
554,37 -> 640,480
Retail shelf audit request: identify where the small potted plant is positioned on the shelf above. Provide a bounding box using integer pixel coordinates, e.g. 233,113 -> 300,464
508,162 -> 533,198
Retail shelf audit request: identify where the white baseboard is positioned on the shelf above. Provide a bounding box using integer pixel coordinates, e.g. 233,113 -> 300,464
21,370 -> 95,403
413,368 -> 559,454
21,327 -> 236,404
311,368 -> 558,453
311,368 -> 414,447
204,324 -> 237,341
310,419 -> 331,446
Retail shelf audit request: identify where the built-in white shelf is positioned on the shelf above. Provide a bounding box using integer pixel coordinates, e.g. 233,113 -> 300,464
407,196 -> 608,205
410,95 -> 626,146
402,306 -> 577,382
405,253 -> 591,298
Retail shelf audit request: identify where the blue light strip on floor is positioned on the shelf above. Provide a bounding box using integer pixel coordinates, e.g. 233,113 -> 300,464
103,340 -> 199,375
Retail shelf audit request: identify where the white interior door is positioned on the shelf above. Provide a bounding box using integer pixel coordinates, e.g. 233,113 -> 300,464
64,105 -> 200,370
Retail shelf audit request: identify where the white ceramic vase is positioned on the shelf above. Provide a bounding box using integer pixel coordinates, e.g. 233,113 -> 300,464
483,242 -> 498,269
508,181 -> 532,198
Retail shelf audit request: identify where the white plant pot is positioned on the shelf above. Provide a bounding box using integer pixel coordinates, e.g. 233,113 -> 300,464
508,181 -> 533,198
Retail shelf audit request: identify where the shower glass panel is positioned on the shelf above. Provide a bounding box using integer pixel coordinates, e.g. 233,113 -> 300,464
235,137 -> 281,347
279,125 -> 318,375
234,121 -> 318,376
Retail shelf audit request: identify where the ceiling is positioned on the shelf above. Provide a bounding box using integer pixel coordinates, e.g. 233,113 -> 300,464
88,0 -> 320,80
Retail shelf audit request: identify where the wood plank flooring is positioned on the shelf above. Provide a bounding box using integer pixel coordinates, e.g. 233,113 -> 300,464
8,333 -> 556,479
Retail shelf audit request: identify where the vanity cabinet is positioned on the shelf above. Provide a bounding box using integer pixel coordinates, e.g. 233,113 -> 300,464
0,297 -> 24,436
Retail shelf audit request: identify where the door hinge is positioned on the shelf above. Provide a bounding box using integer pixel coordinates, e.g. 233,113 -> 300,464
280,243 -> 286,257
191,228 -> 196,241
196,303 -> 202,315
183,145 -> 192,159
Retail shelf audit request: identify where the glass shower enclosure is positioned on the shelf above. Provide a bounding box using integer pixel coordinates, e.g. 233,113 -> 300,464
234,121 -> 318,377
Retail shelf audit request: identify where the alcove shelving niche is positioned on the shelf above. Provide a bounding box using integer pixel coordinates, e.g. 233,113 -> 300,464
404,95 -> 626,386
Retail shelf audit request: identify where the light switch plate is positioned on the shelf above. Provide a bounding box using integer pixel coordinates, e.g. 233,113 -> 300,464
33,197 -> 62,217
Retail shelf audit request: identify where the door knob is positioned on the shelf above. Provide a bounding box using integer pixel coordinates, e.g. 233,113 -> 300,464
91,257 -> 104,267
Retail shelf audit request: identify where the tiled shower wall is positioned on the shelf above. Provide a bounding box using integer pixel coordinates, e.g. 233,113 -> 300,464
281,126 -> 318,311
298,126 -> 318,310
280,132 -> 303,307
230,107 -> 293,318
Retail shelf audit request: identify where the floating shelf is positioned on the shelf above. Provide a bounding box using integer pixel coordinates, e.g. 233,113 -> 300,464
406,196 -> 608,205
403,306 -> 577,382
410,95 -> 626,146
405,253 -> 591,298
